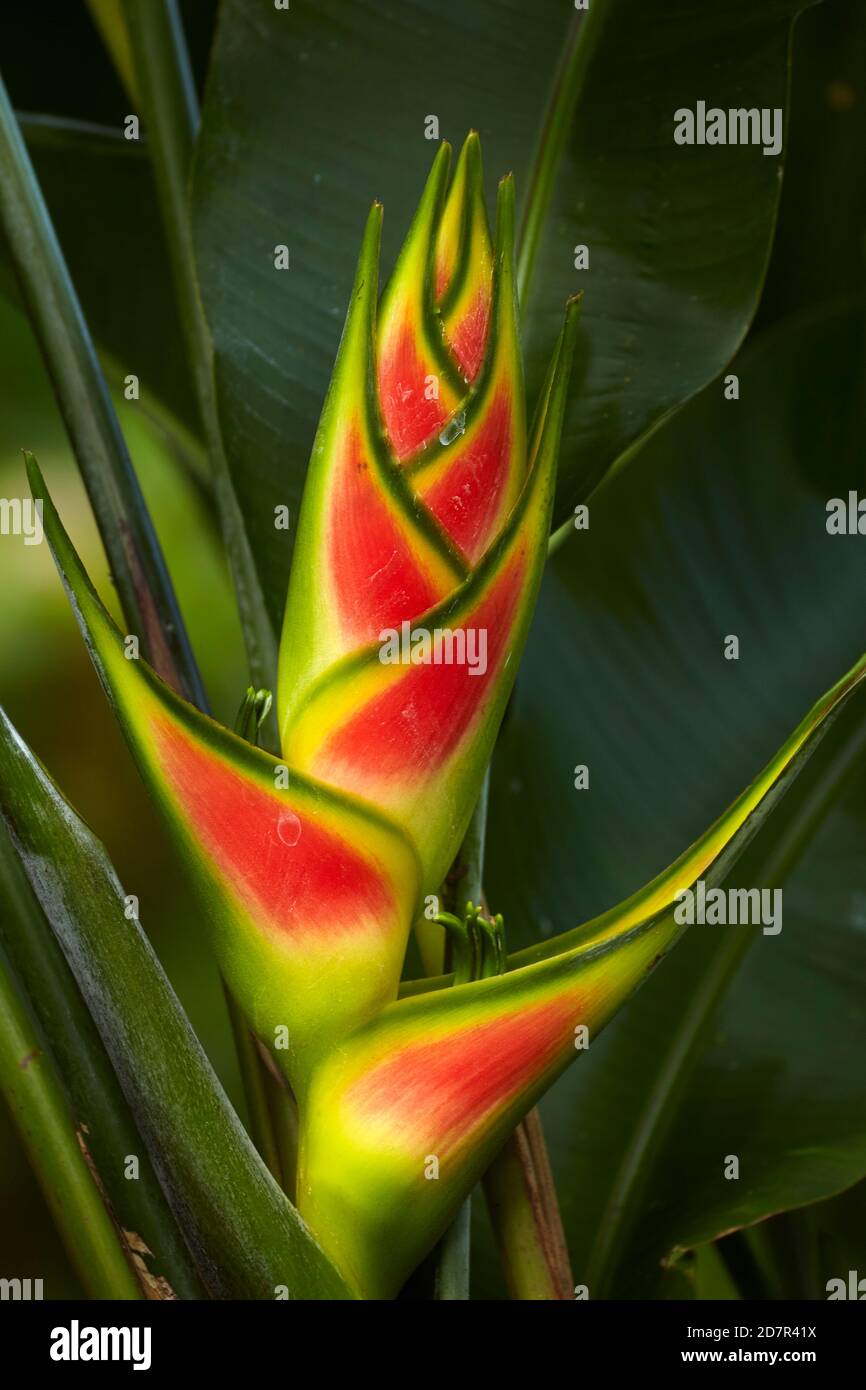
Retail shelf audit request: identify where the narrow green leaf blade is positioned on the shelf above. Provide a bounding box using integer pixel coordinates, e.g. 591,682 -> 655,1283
192,0 -> 807,622
0,939 -> 141,1301
0,822 -> 205,1299
0,71 -> 206,707
519,0 -> 812,520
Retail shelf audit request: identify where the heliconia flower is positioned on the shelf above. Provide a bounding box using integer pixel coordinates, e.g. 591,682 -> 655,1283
278,136 -> 540,901
29,133 -> 866,1299
29,133 -> 575,1094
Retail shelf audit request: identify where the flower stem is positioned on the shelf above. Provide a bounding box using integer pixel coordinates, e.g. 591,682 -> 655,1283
484,1109 -> 574,1299
223,986 -> 285,1189
434,771 -> 575,1300
431,778 -> 490,1299
120,0 -> 278,710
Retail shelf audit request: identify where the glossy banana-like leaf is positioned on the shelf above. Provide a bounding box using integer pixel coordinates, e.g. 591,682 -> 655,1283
27,456 -> 420,1092
298,645 -> 866,1296
511,643 -> 866,969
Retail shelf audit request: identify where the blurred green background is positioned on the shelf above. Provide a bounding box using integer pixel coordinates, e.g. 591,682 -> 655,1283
0,1 -> 241,1295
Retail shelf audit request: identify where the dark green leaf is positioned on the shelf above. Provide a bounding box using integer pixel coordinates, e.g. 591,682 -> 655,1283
0,926 -> 141,1300
192,0 -> 804,629
0,77 -> 206,707
0,820 -> 205,1299
758,0 -> 866,330
486,302 -> 866,1296
0,122 -> 196,431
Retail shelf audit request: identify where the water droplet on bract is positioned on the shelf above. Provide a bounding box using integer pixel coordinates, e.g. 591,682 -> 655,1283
438,411 -> 466,447
277,812 -> 302,847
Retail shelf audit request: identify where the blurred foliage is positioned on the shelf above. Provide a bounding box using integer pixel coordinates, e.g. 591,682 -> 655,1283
0,290 -> 246,1288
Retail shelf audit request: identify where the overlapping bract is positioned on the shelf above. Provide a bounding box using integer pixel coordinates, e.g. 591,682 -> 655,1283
27,484 -> 421,1089
31,134 -> 866,1298
32,133 -> 580,1106
278,137 -> 554,896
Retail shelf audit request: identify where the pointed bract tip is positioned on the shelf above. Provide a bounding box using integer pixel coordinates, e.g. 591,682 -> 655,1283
359,198 -> 384,251
459,130 -> 484,175
23,449 -> 43,496
493,174 -> 516,252
561,294 -> 584,353
420,140 -> 453,204
495,173 -> 516,211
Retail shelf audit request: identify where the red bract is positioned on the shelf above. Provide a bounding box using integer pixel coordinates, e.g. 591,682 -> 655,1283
28,135 -> 866,1299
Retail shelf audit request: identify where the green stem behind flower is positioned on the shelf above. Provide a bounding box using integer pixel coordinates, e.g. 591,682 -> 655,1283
120,0 -> 278,712
431,776 -> 574,1300
0,73 -> 206,707
431,779 -> 490,1299
484,1110 -> 573,1300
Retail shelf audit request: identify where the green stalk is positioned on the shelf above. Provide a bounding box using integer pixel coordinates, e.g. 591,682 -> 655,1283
260,1051 -> 300,1200
430,775 -> 574,1300
484,1109 -> 574,1300
120,0 -> 278,709
0,948 -> 141,1300
0,822 -> 205,1299
433,1205 -> 472,1300
223,984 -> 285,1188
0,72 -> 206,709
431,777 -> 490,1299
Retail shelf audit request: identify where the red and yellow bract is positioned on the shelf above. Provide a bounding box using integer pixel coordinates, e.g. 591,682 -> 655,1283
31,133 -> 866,1298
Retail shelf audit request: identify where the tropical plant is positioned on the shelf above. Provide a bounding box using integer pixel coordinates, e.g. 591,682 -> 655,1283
1,0 -> 864,1303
